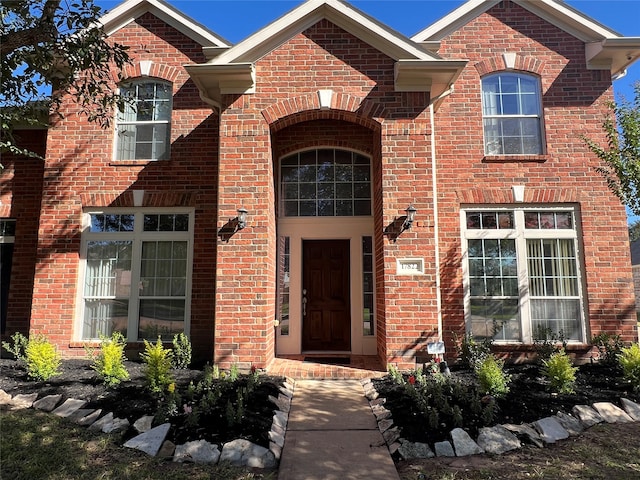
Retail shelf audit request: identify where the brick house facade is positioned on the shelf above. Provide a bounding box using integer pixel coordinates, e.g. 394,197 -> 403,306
2,0 -> 639,368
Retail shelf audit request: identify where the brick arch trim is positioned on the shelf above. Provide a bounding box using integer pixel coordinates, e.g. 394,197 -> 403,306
474,54 -> 545,77
80,190 -> 198,207
114,61 -> 181,84
263,92 -> 384,133
456,187 -> 579,204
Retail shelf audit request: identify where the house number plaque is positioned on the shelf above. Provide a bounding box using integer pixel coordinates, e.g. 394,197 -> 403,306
396,258 -> 424,275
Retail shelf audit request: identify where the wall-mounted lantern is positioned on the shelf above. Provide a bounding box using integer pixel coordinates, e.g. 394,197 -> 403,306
402,204 -> 417,231
236,207 -> 248,230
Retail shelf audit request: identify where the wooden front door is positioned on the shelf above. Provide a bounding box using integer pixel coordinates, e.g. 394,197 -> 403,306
302,239 -> 351,351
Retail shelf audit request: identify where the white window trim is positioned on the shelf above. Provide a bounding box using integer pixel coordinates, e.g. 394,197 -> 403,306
461,206 -> 586,344
481,72 -> 545,156
75,208 -> 194,342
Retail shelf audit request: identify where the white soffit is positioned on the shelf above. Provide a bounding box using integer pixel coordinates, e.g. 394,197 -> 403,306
98,0 -> 231,50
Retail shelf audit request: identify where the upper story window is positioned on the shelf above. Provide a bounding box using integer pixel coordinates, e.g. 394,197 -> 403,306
280,149 -> 372,217
116,80 -> 172,161
481,73 -> 543,155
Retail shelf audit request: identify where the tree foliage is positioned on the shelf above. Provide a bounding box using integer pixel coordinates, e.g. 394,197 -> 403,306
584,81 -> 640,216
1,0 -> 130,160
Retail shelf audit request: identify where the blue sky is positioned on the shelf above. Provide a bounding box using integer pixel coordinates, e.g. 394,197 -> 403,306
96,0 -> 640,222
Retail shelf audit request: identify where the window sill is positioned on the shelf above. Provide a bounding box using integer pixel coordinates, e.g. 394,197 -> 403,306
483,155 -> 548,163
109,159 -> 163,166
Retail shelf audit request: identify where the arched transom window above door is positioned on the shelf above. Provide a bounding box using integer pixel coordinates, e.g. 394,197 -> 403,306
280,149 -> 372,217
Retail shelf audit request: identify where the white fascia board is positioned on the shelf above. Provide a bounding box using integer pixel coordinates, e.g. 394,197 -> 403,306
210,0 -> 438,65
412,0 -> 621,43
586,37 -> 640,76
99,0 -> 231,48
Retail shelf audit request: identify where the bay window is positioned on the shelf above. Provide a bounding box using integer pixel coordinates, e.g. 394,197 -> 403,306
463,208 -> 584,343
79,210 -> 192,341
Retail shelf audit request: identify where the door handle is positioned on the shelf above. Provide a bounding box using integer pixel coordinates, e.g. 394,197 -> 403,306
302,289 -> 307,317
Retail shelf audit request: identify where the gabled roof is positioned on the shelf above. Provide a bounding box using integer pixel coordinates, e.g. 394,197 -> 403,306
185,0 -> 467,108
99,0 -> 231,58
412,0 -> 640,78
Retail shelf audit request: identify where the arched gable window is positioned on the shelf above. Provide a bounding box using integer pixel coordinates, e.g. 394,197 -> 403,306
116,80 -> 172,161
280,149 -> 372,217
481,73 -> 544,155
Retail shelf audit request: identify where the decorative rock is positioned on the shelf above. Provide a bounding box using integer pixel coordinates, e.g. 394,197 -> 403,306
271,421 -> 285,437
382,426 -> 400,445
268,429 -> 285,448
133,415 -> 155,433
157,440 -> 175,459
621,398 -> 640,421
434,441 -> 455,457
52,398 -> 87,418
76,409 -> 102,426
555,412 -> 584,436
103,417 -> 130,434
0,389 -> 13,406
278,386 -> 293,398
377,418 -> 394,433
273,410 -> 288,429
369,397 -> 386,407
476,425 -> 521,454
371,404 -> 392,421
11,393 -> 39,409
67,409 -> 96,423
220,439 -> 277,469
268,394 -> 290,413
451,428 -> 484,456
124,423 -> 171,456
534,417 -> 569,443
398,440 -> 435,460
364,387 -> 379,401
387,441 -> 401,455
283,380 -> 295,392
269,441 -> 283,460
502,423 -> 544,448
592,402 -> 633,423
174,440 -> 220,464
572,405 -> 603,427
89,412 -> 114,432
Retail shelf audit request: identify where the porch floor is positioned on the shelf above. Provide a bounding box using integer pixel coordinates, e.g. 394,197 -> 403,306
266,355 -> 387,380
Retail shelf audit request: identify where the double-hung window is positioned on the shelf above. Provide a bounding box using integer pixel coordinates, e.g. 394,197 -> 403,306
80,210 -> 193,341
116,80 -> 172,161
463,208 -> 584,343
1,219 -> 16,334
482,73 -> 544,155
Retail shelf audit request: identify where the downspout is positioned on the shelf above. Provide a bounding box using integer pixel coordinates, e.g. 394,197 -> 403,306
429,86 -> 454,346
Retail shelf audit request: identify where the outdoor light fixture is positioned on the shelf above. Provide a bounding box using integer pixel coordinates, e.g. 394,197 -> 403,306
402,204 -> 417,231
236,207 -> 248,230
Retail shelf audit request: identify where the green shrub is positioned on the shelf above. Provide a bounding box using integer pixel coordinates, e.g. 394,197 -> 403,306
618,343 -> 640,392
171,333 -> 192,369
475,355 -> 511,398
387,363 -> 405,384
591,332 -> 624,366
140,338 -> 174,394
542,350 -> 578,394
458,333 -> 492,370
533,326 -> 567,362
25,335 -> 61,381
2,332 -> 29,361
87,332 -> 129,387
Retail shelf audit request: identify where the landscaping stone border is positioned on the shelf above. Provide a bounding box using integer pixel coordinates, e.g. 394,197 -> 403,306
361,378 -> 640,460
0,376 -> 295,468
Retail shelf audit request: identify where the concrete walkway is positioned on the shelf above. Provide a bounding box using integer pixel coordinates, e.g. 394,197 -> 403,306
278,380 -> 399,480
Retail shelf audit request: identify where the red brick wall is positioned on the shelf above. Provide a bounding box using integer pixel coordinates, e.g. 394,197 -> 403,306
29,13 -> 219,363
433,1 -> 637,357
1,129 -> 46,340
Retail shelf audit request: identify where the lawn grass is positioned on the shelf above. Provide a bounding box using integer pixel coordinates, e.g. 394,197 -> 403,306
1,409 -> 275,480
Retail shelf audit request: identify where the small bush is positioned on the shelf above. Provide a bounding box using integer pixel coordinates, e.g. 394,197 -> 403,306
618,343 -> 640,392
171,333 -> 192,369
475,355 -> 511,398
542,350 -> 578,394
387,363 -> 405,384
140,338 -> 174,394
25,335 -> 61,381
2,332 -> 29,361
458,333 -> 492,370
87,332 -> 129,387
591,332 -> 624,366
533,326 -> 567,362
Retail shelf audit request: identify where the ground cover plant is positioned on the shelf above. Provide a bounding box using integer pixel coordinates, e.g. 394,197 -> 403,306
0,355 -> 284,449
